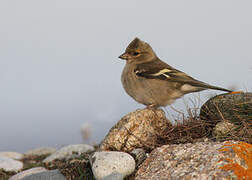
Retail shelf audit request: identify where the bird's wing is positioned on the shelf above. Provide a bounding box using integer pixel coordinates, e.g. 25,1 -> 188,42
134,59 -> 232,92
135,59 -> 197,83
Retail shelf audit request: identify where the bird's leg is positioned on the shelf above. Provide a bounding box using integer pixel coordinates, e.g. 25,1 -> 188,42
146,104 -> 161,128
146,104 -> 158,109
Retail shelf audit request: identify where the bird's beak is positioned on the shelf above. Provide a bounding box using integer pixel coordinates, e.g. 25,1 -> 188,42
118,52 -> 130,60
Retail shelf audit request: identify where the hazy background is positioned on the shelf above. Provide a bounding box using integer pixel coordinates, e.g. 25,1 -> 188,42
0,0 -> 251,152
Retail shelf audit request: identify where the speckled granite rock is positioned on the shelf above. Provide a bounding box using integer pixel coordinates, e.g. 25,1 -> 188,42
135,141 -> 239,180
99,108 -> 171,152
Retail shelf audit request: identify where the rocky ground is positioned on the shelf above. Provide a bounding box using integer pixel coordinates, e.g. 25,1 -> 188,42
1,92 -> 251,180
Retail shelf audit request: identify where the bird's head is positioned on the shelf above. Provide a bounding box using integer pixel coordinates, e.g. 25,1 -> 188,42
119,37 -> 156,64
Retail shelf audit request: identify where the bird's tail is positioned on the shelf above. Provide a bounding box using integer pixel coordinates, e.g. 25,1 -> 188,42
187,79 -> 233,93
194,81 -> 233,93
204,84 -> 232,92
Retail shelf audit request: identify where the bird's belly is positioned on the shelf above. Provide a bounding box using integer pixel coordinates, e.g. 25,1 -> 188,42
122,71 -> 183,106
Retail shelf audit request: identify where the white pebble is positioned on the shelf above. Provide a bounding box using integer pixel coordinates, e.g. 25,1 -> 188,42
0,157 -> 23,172
90,151 -> 135,180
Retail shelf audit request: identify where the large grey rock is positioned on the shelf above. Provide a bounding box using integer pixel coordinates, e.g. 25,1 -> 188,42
0,151 -> 24,160
25,147 -> 56,156
99,108 -> 171,152
200,92 -> 252,142
21,169 -> 66,180
43,144 -> 94,163
135,141 -> 239,180
90,151 -> 135,180
0,156 -> 23,172
200,92 -> 252,123
9,167 -> 47,180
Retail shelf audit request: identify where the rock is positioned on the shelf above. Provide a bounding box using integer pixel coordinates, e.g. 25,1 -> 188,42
213,120 -> 238,140
102,173 -> 124,180
9,167 -> 47,180
43,144 -> 94,163
99,108 -> 171,152
0,157 -> 23,172
200,92 -> 252,124
90,151 -> 135,180
200,92 -> 252,142
25,147 -> 56,156
20,169 -> 66,180
0,152 -> 24,160
130,148 -> 147,167
135,141 -> 239,180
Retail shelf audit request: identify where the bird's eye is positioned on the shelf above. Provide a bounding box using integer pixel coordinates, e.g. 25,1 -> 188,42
133,52 -> 140,56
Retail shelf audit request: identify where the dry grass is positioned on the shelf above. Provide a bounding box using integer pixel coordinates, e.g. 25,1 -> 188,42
0,169 -> 16,180
157,108 -> 218,145
157,116 -> 251,147
157,92 -> 252,146
44,152 -> 94,180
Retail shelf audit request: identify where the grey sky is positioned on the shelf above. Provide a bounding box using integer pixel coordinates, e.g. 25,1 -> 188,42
0,0 -> 251,152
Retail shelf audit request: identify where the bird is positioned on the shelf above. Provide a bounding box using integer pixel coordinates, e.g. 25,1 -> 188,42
119,37 -> 232,108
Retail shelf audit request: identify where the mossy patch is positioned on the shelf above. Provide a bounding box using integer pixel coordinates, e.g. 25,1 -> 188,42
0,169 -> 16,180
44,152 -> 94,180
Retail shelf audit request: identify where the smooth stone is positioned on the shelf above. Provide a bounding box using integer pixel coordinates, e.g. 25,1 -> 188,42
21,169 -> 66,180
90,151 -> 135,180
102,172 -> 124,180
25,147 -> 56,156
0,156 -> 23,172
9,167 -> 47,180
0,152 -> 24,160
43,144 -> 94,163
